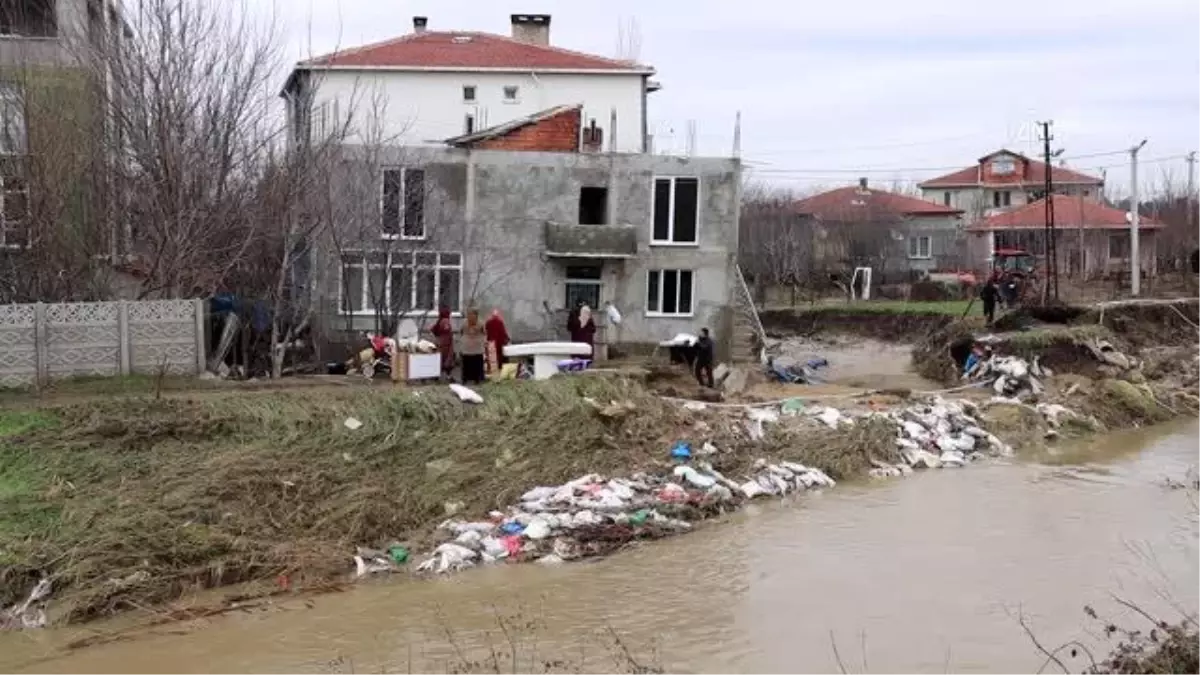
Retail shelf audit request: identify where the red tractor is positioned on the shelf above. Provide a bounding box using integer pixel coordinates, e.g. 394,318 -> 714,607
990,249 -> 1040,307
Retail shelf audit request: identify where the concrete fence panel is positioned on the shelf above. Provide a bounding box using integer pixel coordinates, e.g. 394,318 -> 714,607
0,299 -> 206,387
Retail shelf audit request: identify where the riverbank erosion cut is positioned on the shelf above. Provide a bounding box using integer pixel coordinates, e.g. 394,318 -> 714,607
2,319 -> 1197,627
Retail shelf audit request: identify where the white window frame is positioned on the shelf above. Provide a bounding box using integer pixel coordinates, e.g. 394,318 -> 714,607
650,176 -> 701,247
908,235 -> 932,260
462,85 -> 476,102
942,191 -> 952,207
0,83 -> 27,156
379,167 -> 425,241
645,269 -> 695,318
502,85 -> 520,103
339,250 -> 463,317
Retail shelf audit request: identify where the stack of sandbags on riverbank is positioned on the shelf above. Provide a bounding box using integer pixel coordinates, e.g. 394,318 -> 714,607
367,454 -> 837,576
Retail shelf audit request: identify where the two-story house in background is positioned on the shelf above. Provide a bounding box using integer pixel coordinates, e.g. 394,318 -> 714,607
281,14 -> 657,152
919,149 -> 1104,222
0,0 -> 126,253
921,150 -> 1152,281
282,14 -> 748,362
791,179 -> 964,278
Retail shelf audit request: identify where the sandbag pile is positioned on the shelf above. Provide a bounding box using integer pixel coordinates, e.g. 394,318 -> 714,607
356,455 -> 837,578
965,354 -> 1048,398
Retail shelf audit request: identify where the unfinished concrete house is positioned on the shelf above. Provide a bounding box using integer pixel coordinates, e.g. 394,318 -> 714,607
283,13 -> 755,362
308,107 -> 743,360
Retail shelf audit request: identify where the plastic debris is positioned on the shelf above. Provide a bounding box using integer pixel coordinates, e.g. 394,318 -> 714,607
343,417 -> 363,430
388,545 -> 410,564
449,384 -> 484,404
781,398 -> 806,416
670,442 -> 693,459
673,465 -> 717,489
2,578 -> 51,631
814,406 -> 843,429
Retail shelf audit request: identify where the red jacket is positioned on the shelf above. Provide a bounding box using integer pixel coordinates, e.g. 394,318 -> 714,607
485,315 -> 510,346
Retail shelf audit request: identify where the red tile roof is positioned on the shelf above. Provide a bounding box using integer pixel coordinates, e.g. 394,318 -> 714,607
967,194 -> 1163,231
444,104 -> 582,152
301,31 -> 652,72
920,150 -> 1103,188
793,186 -> 963,220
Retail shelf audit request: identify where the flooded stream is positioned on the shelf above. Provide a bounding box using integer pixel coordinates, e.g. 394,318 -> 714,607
4,420 -> 1197,673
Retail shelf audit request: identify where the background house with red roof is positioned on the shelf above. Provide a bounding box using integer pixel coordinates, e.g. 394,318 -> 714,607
966,194 -> 1161,280
919,150 -> 1104,222
787,179 -> 965,278
281,14 -> 656,152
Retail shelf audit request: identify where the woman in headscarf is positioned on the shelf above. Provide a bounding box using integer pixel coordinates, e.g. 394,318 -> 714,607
430,306 -> 455,378
573,304 -> 596,359
459,308 -> 487,384
484,309 -> 510,369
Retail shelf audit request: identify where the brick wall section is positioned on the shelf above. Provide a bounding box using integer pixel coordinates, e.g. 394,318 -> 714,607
474,107 -> 581,152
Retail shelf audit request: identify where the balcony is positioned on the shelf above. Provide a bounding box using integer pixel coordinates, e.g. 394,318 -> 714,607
544,222 -> 637,259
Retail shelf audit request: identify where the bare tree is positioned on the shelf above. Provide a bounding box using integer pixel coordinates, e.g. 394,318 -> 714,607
80,0 -> 284,300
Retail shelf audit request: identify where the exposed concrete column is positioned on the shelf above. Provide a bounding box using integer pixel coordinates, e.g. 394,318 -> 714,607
465,149 -> 476,225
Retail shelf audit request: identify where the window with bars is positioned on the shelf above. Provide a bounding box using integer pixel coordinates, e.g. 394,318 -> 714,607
380,168 -> 426,239
646,269 -> 694,316
340,251 -> 461,315
651,177 -> 699,245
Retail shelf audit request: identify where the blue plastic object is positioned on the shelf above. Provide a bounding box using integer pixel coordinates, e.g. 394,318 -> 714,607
500,522 -> 524,535
670,442 -> 692,459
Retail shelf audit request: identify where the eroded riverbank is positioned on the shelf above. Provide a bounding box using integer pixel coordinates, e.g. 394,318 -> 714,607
3,419 -> 1195,673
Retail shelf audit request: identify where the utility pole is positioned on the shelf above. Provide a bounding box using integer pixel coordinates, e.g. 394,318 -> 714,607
1187,151 -> 1196,232
1129,139 -> 1148,297
1038,120 -> 1059,302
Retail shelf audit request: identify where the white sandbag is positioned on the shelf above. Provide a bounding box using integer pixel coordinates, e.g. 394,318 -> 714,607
902,421 -> 931,441
673,465 -> 717,489
607,479 -> 636,500
521,486 -> 557,502
480,536 -> 508,558
536,554 -> 564,565
964,425 -> 989,438
816,407 -> 842,429
740,480 -> 769,499
523,518 -> 552,540
908,449 -> 943,469
454,530 -> 484,549
706,484 -> 734,502
939,451 -> 966,467
449,383 -> 484,404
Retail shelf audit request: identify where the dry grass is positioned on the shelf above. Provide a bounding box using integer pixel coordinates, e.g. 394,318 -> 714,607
0,375 -> 907,625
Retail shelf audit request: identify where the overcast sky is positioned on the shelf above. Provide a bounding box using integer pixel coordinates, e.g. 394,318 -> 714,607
270,0 -> 1199,194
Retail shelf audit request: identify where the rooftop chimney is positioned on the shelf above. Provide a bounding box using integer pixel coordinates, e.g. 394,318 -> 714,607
510,14 -> 551,46
858,177 -> 869,192
412,16 -> 428,34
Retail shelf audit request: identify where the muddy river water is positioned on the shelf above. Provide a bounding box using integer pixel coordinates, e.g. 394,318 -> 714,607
3,420 -> 1197,673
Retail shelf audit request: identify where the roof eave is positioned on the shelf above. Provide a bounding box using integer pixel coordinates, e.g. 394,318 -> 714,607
294,63 -> 656,75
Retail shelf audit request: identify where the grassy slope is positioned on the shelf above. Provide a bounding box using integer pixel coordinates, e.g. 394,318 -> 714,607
0,376 -> 896,624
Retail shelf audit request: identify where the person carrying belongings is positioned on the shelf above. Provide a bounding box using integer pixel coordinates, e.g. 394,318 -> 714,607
694,327 -> 716,388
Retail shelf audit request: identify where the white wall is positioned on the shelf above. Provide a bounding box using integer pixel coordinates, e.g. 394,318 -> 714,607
306,69 -> 645,151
